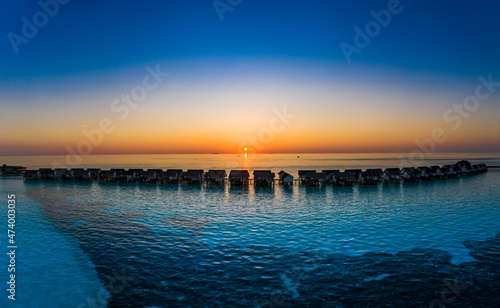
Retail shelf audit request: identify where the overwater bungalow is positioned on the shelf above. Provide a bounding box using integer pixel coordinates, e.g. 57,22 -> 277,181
167,169 -> 184,175
304,172 -> 326,186
205,170 -> 227,184
416,167 -> 431,180
54,168 -> 68,178
359,170 -> 382,185
129,169 -> 144,178
382,168 -> 401,183
119,170 -> 140,182
428,166 -> 444,179
23,170 -> 40,180
39,168 -> 55,180
453,163 -> 472,174
59,170 -> 72,180
322,170 -> 340,183
478,163 -> 488,173
278,171 -> 294,186
141,170 -> 159,182
298,170 -> 315,183
401,167 -> 421,182
116,171 -> 128,181
469,164 -> 479,174
99,170 -> 116,182
73,169 -> 90,181
87,168 -> 102,179
332,171 -> 355,186
229,170 -> 250,186
160,169 -> 183,183
455,160 -> 472,175
110,169 -> 125,181
1,164 -> 26,175
181,170 -> 204,184
70,168 -> 86,180
366,169 -> 383,177
253,170 -> 275,186
143,169 -> 163,181
469,164 -> 486,175
441,165 -> 457,178
345,169 -> 362,182
452,164 -> 464,176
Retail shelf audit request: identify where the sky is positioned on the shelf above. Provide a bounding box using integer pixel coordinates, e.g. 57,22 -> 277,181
1,0 -> 499,155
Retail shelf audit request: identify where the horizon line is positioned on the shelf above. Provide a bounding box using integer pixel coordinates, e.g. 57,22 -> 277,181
1,151 -> 500,157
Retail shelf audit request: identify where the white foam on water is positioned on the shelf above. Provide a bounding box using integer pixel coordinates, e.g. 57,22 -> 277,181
0,180 -> 109,308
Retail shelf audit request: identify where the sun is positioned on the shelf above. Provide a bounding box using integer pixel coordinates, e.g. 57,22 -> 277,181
244,147 -> 247,151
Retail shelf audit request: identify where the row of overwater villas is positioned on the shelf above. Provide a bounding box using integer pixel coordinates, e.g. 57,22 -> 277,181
297,160 -> 488,186
22,161 -> 487,186
23,169 -> 276,186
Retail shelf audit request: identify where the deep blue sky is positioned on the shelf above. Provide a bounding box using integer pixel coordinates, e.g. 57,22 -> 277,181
2,0 -> 499,80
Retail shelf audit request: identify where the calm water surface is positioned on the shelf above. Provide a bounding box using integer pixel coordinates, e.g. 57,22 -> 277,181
0,154 -> 499,307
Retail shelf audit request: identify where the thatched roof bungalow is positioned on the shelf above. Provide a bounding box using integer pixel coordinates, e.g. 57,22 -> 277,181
401,167 -> 421,182
332,171 -> 355,186
141,170 -> 159,182
205,170 -> 227,183
298,170 -> 315,178
23,170 -> 39,180
440,165 -> 457,177
322,170 -> 340,182
99,170 -> 116,181
160,169 -> 183,183
87,168 -> 101,179
345,169 -> 362,180
73,169 -> 90,180
39,168 -> 55,179
182,170 -> 204,183
359,170 -> 381,185
304,172 -> 326,186
54,168 -> 68,178
428,166 -> 444,178
416,167 -> 431,179
253,170 -> 275,186
229,170 -> 250,186
278,171 -> 294,185
382,168 -> 401,183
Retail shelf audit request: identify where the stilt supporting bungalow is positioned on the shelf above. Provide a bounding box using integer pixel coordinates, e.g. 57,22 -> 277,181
278,171 -> 294,186
253,170 -> 275,186
181,170 -> 204,184
359,169 -> 382,185
298,170 -> 315,184
205,170 -> 227,184
332,172 -> 354,186
229,170 -> 250,186
161,169 -> 183,183
304,172 -> 326,186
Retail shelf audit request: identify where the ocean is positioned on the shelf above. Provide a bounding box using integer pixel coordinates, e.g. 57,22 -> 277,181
0,153 -> 499,307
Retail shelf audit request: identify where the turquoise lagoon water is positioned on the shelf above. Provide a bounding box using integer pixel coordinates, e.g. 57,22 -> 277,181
0,154 -> 499,307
